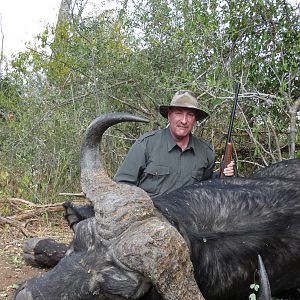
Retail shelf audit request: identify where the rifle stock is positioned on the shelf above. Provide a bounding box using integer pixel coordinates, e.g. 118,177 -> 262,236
224,143 -> 233,167
220,143 -> 233,178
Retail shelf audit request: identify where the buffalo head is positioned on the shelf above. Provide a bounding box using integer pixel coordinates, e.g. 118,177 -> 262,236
15,113 -> 204,300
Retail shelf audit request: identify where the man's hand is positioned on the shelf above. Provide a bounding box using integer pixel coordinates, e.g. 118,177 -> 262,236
223,160 -> 235,177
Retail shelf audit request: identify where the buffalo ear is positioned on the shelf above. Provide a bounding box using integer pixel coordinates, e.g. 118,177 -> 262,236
63,201 -> 95,230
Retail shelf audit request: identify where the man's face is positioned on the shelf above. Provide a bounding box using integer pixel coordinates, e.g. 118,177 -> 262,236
168,107 -> 197,140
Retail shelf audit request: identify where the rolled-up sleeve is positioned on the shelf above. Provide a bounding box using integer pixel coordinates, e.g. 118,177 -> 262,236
113,140 -> 146,186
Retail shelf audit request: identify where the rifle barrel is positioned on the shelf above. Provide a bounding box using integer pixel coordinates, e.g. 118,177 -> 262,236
226,82 -> 240,144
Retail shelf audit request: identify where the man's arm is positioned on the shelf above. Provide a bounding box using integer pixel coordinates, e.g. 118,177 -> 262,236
113,140 -> 146,186
202,158 -> 216,180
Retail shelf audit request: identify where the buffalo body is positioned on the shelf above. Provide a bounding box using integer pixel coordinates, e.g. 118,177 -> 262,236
15,113 -> 300,300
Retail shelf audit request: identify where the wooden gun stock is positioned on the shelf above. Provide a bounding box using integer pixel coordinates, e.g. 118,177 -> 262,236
220,143 -> 233,178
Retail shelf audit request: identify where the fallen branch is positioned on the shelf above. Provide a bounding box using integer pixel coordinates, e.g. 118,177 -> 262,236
0,216 -> 32,237
4,197 -> 37,207
0,197 -> 87,237
58,192 -> 86,197
14,204 -> 65,221
0,204 -> 64,237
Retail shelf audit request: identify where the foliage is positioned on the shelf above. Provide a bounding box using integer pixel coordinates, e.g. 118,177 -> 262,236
0,0 -> 299,203
249,283 -> 259,300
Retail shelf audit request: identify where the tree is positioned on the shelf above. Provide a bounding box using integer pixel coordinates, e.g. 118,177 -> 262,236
1,0 -> 299,202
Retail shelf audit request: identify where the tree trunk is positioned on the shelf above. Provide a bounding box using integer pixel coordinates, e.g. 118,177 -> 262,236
289,97 -> 300,159
56,0 -> 73,27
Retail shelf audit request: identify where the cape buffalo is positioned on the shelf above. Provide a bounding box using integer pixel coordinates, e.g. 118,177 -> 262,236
15,113 -> 204,300
15,113 -> 300,300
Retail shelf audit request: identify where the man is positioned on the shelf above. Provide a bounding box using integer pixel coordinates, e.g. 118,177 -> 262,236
114,90 -> 234,197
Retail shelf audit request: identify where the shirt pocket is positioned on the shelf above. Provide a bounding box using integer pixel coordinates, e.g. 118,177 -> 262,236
140,164 -> 170,195
191,169 -> 204,182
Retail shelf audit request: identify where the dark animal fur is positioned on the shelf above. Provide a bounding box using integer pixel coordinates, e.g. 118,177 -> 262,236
152,175 -> 300,299
63,159 -> 300,299
22,163 -> 300,300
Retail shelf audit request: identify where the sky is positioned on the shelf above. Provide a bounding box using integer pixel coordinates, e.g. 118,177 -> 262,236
0,0 -> 299,60
0,0 -> 109,59
0,0 -> 60,58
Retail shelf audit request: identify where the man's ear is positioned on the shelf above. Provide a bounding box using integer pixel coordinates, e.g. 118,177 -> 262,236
167,108 -> 171,120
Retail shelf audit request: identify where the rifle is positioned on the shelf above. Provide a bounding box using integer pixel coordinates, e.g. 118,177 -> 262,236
219,82 -> 240,178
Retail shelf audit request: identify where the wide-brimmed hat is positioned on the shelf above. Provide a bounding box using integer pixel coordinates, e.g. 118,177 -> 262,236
159,90 -> 209,121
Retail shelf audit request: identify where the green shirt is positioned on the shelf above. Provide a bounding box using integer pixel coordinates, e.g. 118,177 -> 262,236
114,127 -> 216,198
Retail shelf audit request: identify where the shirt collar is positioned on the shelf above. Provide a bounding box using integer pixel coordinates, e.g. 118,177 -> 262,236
165,127 -> 195,152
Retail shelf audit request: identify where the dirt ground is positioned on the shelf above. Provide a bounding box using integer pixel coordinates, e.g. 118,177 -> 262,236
0,211 -> 72,300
